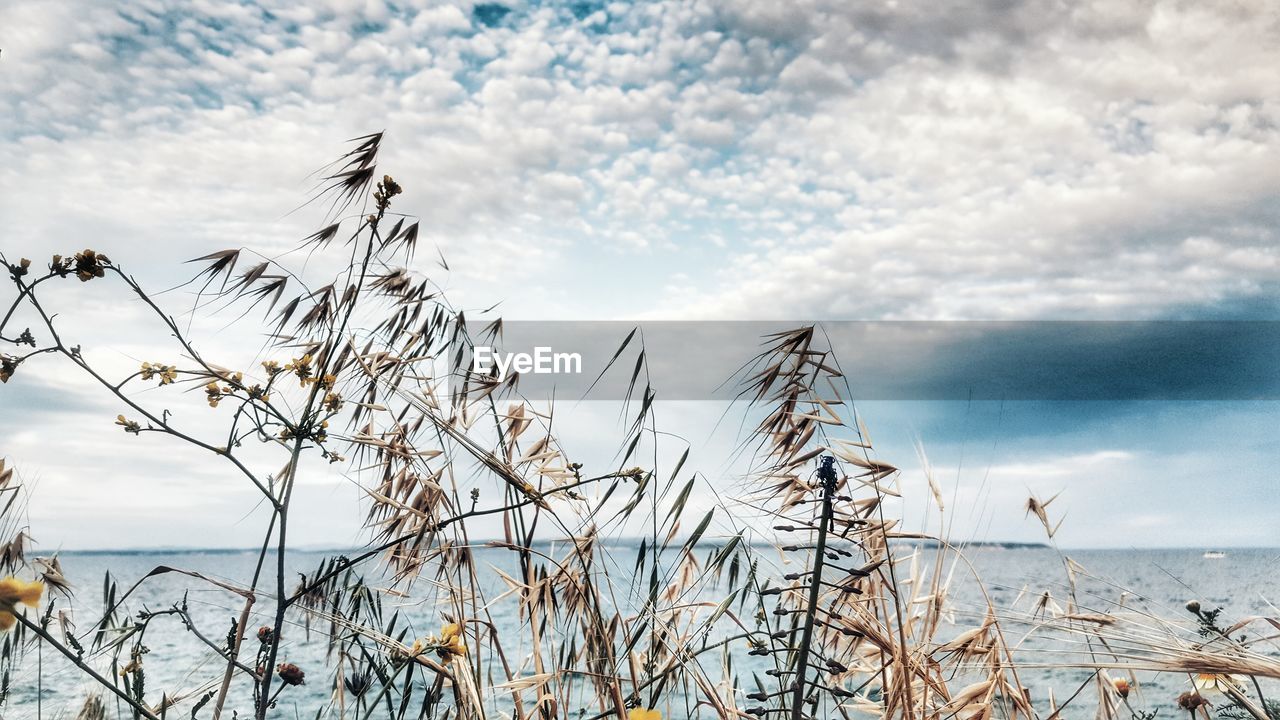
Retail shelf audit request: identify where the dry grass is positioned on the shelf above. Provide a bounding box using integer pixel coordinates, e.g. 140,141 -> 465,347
0,136 -> 1277,720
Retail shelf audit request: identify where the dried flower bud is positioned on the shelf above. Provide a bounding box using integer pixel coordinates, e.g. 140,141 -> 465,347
1186,600 -> 1202,615
257,625 -> 274,644
1177,692 -> 1209,711
71,249 -> 109,282
276,662 -> 305,686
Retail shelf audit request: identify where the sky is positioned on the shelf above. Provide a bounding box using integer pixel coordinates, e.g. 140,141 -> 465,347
1,0 -> 1278,550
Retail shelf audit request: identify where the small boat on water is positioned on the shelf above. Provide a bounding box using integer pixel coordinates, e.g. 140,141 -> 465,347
1203,550 -> 1227,559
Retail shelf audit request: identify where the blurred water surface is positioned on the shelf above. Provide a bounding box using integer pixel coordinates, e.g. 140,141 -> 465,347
5,545 -> 1278,718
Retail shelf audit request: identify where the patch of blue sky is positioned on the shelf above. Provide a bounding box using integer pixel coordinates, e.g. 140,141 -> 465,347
570,2 -> 610,26
1167,290 -> 1280,321
352,18 -> 390,35
105,7 -> 251,66
368,62 -> 435,88
189,84 -> 228,111
115,6 -> 176,35
472,3 -> 514,28
200,39 -> 236,58
858,400 -> 1278,447
100,29 -> 150,61
1101,115 -> 1157,156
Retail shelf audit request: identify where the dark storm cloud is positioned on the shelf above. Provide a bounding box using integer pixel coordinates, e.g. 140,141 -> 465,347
453,320 -> 1280,401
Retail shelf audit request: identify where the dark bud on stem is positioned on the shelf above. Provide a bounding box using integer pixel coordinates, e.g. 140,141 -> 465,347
277,662 -> 305,686
1177,692 -> 1209,711
344,672 -> 372,697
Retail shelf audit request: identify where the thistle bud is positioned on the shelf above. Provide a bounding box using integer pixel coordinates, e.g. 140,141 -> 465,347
276,662 -> 305,686
1112,677 -> 1132,698
344,671 -> 372,697
1177,692 -> 1208,711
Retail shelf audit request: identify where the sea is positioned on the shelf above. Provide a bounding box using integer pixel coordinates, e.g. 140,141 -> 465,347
4,546 -> 1278,719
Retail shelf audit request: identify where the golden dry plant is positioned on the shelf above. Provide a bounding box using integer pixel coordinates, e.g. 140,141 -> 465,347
1,135 -> 1278,720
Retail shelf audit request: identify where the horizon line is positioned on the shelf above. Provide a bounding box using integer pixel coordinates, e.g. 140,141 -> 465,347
47,541 -> 1276,555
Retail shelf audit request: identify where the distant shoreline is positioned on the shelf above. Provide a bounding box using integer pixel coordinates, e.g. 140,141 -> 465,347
51,541 -> 1274,555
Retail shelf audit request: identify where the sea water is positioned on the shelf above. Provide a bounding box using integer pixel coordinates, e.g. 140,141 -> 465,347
4,546 -> 1277,718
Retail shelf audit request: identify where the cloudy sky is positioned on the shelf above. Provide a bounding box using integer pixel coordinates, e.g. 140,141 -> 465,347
1,0 -> 1278,550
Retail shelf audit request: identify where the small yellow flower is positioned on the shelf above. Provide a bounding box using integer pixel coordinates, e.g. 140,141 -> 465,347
205,381 -> 225,408
262,360 -> 282,377
140,362 -> 177,385
285,354 -> 313,385
629,709 -> 661,720
0,577 -> 43,607
115,414 -> 141,434
0,576 -> 44,631
437,622 -> 466,660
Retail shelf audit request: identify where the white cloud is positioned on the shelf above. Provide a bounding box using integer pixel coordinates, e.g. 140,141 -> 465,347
2,0 -> 1279,548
